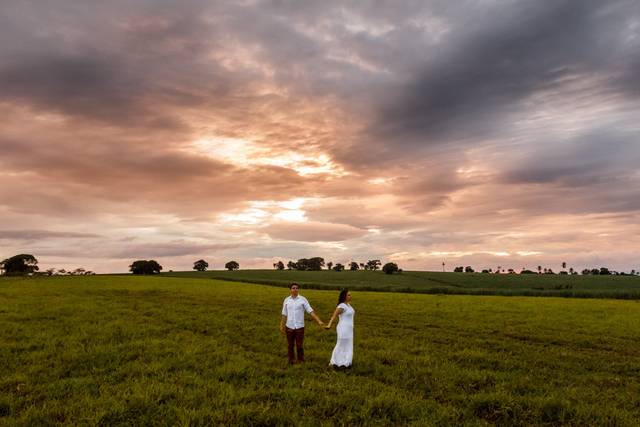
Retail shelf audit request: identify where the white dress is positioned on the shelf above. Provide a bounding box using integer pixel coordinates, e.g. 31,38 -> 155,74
330,303 -> 355,367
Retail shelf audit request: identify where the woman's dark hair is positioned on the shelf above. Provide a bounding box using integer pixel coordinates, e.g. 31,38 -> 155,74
337,289 -> 349,305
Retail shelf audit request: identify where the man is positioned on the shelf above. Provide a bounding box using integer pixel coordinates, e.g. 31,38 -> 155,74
280,283 -> 324,364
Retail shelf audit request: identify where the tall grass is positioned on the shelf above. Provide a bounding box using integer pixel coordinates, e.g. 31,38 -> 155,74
2,275 -> 640,425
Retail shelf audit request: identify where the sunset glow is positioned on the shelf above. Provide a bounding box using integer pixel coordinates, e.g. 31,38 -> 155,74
1,1 -> 639,273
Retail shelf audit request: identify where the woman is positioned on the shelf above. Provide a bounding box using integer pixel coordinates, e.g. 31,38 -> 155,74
325,289 -> 355,368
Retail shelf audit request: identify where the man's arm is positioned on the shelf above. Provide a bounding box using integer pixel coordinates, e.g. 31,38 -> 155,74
303,298 -> 324,327
280,315 -> 287,335
309,311 -> 324,327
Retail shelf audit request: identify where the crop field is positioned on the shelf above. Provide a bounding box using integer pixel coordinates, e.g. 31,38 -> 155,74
164,269 -> 640,299
2,275 -> 640,425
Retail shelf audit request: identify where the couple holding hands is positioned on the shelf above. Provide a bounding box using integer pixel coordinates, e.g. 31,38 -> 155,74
280,283 -> 355,368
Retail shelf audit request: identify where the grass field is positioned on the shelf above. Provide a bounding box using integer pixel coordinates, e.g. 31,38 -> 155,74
2,275 -> 640,425
164,269 -> 640,299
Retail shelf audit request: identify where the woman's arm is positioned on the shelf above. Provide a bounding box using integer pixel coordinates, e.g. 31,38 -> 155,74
324,306 -> 344,329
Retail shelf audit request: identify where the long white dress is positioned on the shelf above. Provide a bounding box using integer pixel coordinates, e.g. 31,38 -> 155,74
330,303 -> 355,367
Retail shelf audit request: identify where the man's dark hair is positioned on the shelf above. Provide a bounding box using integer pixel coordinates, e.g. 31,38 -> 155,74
289,282 -> 300,289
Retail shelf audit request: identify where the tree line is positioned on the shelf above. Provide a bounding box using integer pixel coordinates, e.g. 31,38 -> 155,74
2,253 -> 637,277
0,254 -> 95,276
451,264 -> 636,275
268,258 -> 402,274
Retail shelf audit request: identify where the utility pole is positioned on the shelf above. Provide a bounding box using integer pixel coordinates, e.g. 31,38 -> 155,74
442,261 -> 445,272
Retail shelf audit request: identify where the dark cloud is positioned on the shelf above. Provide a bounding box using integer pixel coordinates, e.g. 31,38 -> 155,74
502,129 -> 640,187
0,53 -> 144,121
373,0 -> 638,146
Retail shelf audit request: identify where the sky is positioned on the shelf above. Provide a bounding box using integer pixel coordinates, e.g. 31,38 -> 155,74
1,0 -> 639,273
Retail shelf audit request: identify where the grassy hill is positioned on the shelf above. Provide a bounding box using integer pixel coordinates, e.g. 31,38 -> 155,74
163,269 -> 640,299
2,274 -> 640,425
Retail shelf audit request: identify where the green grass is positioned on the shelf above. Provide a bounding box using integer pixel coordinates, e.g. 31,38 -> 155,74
2,275 -> 640,425
164,269 -> 640,299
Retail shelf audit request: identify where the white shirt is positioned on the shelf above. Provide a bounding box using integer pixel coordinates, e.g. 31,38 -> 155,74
282,295 -> 313,329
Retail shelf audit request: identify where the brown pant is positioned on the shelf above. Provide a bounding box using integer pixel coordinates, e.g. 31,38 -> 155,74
286,327 -> 305,363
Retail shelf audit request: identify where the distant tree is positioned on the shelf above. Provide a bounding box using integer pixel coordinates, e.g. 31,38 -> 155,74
295,258 -> 308,270
507,268 -> 515,274
590,268 -> 600,275
327,261 -> 333,271
537,265 -> 542,274
359,263 -> 365,270
367,260 -> 381,271
497,266 -> 502,274
544,268 -> 555,274
308,257 -> 325,270
521,269 -> 536,274
382,262 -> 399,274
225,261 -> 239,271
84,271 -> 95,275
453,266 -> 464,273
274,261 -> 285,270
129,260 -> 163,275
333,263 -> 345,271
349,262 -> 359,271
562,262 -> 567,270
193,259 -> 209,272
599,267 -> 611,275
559,271 -> 568,275
0,254 -> 39,275
464,266 -> 475,273
45,268 -> 56,276
569,267 -> 574,275
581,268 -> 591,275
632,269 -> 636,275
481,269 -> 491,273
72,268 -> 86,275
287,261 -> 296,270
57,269 -> 67,275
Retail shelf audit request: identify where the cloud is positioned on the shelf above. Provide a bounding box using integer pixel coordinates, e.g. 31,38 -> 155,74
264,221 -> 368,242
109,241 -> 240,259
0,230 -> 101,241
371,0 -> 638,147
0,0 -> 639,272
501,128 -> 640,187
